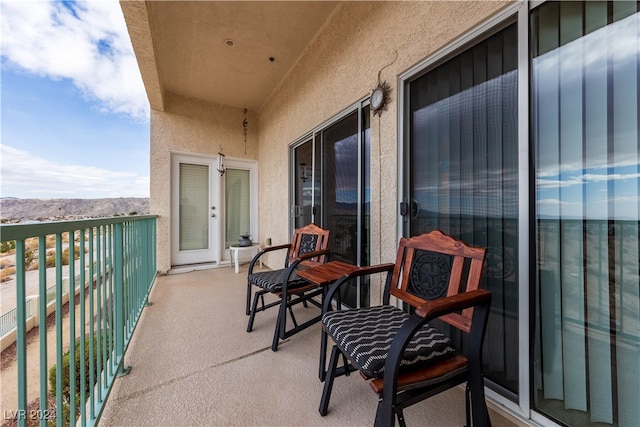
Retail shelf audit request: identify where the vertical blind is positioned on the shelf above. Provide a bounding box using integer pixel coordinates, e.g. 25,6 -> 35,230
532,2 -> 639,426
225,169 -> 250,248
407,23 -> 519,394
179,163 -> 209,251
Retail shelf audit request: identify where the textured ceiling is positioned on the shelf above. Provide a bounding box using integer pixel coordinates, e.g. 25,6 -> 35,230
122,1 -> 340,111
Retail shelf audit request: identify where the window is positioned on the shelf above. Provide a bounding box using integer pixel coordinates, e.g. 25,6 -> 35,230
179,163 -> 209,251
225,168 -> 251,248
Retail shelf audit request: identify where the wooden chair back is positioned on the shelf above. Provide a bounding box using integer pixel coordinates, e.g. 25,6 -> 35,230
287,223 -> 330,267
387,230 -> 486,333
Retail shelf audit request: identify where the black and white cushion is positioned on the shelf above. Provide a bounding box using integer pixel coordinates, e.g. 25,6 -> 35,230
322,305 -> 456,378
248,269 -> 309,292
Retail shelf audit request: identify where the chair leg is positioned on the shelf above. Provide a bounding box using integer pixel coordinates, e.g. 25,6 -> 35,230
246,282 -> 252,315
247,290 -> 261,332
342,353 -> 350,376
288,301 -> 299,329
271,295 -> 286,351
373,397 -> 396,427
271,322 -> 281,351
319,345 -> 341,416
272,287 -> 294,349
484,399 -> 492,427
465,384 -> 471,427
469,375 -> 491,427
397,409 -> 407,427
319,330 -> 328,381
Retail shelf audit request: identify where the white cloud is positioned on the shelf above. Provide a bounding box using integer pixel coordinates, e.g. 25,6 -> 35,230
536,171 -> 640,190
1,0 -> 149,121
0,144 -> 149,198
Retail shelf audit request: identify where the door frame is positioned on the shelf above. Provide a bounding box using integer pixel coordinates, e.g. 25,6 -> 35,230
288,100 -> 371,307
397,1 -> 530,420
220,157 -> 259,263
170,153 -> 221,267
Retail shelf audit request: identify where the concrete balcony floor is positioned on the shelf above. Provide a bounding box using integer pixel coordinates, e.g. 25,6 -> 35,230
100,265 -> 523,426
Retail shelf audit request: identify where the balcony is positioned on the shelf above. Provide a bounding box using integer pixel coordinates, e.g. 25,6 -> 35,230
1,217 -> 521,426
99,267 -> 521,426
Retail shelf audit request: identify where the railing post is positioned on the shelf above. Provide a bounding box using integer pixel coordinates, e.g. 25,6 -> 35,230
55,233 -> 63,427
114,223 -> 130,377
143,220 -> 153,307
15,240 -> 27,427
37,236 -> 48,427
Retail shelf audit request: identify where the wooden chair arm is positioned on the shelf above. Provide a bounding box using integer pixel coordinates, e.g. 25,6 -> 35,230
280,247 -> 330,285
278,249 -> 331,297
344,263 -> 396,279
322,263 -> 395,313
414,289 -> 492,321
248,243 -> 292,273
291,247 -> 331,263
378,289 -> 492,420
262,243 -> 293,252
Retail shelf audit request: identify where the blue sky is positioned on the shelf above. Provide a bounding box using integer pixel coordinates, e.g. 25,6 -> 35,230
1,0 -> 150,199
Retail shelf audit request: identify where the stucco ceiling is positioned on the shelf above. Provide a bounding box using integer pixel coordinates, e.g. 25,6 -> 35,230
121,1 -> 340,112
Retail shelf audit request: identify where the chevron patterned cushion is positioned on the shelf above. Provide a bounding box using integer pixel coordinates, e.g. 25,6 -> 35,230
248,269 -> 309,292
322,305 -> 456,378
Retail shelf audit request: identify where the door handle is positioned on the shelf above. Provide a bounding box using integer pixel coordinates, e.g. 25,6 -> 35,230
411,200 -> 420,220
400,201 -> 409,216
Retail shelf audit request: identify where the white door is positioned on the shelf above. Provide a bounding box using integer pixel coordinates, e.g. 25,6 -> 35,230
171,154 -> 220,266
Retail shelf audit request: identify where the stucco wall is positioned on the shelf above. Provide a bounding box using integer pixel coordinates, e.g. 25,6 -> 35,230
148,1 -> 511,282
257,1 -> 509,301
151,92 -> 258,273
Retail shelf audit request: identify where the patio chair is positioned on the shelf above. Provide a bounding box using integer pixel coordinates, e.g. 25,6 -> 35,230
319,230 -> 492,427
246,223 -> 330,351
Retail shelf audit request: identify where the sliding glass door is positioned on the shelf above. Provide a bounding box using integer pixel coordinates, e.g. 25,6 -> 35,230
293,139 -> 314,228
531,2 -> 639,426
404,22 -> 520,395
401,1 -> 639,424
291,105 -> 370,307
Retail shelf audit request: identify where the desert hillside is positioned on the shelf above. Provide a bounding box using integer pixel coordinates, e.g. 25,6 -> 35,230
0,197 -> 149,223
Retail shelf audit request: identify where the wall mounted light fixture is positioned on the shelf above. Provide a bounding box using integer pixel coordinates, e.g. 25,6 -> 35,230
217,152 -> 226,176
243,107 -> 248,155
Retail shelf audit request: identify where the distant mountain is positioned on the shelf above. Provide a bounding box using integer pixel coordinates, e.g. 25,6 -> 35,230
0,198 -> 149,223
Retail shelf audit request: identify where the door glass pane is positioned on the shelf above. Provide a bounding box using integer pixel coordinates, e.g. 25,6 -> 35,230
179,163 -> 209,251
361,106 -> 371,269
322,111 -> 358,266
321,111 -> 369,307
294,140 -> 314,228
225,169 -> 250,248
407,23 -> 519,394
532,2 -> 640,426
293,107 -> 370,307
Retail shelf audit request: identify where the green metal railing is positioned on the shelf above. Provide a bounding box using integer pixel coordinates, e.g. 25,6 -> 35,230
0,303 -> 31,337
0,215 -> 157,426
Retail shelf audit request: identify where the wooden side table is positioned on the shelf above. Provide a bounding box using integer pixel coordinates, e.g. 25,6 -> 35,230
229,244 -> 261,273
296,260 -> 360,287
